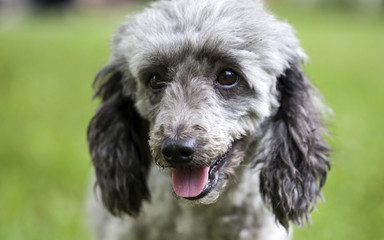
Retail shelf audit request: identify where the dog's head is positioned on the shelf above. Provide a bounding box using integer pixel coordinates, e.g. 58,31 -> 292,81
88,0 -> 330,228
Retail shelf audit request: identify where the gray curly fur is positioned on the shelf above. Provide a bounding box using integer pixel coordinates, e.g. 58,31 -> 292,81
88,68 -> 151,216
256,65 -> 330,228
87,0 -> 331,239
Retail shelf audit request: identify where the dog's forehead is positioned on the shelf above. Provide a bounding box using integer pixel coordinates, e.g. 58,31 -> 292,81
122,6 -> 257,74
113,0 -> 306,88
119,2 -> 258,56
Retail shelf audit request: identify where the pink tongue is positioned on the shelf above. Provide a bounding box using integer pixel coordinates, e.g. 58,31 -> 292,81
172,167 -> 209,198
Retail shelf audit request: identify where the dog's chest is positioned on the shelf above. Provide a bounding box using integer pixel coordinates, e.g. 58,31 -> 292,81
136,198 -> 260,240
128,167 -> 267,240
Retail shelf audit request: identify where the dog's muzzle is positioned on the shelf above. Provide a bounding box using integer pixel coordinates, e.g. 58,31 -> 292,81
161,137 -> 233,199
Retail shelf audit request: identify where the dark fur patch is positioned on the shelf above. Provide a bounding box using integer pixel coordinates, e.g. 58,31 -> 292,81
87,67 -> 151,216
257,64 -> 331,228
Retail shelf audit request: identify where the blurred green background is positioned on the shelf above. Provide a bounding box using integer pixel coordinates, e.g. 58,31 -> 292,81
0,0 -> 383,239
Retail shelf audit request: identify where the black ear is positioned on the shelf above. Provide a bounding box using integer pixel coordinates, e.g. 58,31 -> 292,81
87,65 -> 151,217
257,64 -> 331,228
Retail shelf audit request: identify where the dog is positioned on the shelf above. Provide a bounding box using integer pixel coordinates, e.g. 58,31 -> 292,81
87,0 -> 331,239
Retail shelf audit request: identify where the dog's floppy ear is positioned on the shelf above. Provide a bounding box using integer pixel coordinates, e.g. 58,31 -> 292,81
87,64 -> 151,217
257,63 -> 331,228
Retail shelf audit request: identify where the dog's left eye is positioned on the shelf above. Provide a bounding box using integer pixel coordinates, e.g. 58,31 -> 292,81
149,74 -> 166,91
216,70 -> 239,87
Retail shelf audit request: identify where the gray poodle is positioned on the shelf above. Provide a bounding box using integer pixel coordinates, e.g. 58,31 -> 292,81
87,0 -> 331,239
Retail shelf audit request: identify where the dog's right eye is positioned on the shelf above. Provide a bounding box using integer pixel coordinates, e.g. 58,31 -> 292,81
216,70 -> 239,88
149,74 -> 166,91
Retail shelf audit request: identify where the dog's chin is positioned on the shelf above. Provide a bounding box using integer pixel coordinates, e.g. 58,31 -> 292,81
172,141 -> 240,205
185,173 -> 228,205
184,148 -> 232,201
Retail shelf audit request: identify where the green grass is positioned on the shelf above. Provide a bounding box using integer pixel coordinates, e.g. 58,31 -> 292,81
1,5 -> 383,240
0,11 -> 126,240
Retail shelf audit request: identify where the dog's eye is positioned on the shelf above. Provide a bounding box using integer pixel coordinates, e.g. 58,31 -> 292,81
217,70 -> 239,87
149,74 -> 166,91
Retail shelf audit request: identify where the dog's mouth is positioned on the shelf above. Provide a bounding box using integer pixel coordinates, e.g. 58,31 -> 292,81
171,145 -> 233,200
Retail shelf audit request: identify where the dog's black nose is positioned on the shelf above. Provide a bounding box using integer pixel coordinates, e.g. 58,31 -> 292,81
161,138 -> 196,165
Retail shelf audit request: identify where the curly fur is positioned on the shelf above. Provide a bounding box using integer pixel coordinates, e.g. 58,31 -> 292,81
87,0 -> 331,239
88,67 -> 151,216
256,65 -> 330,228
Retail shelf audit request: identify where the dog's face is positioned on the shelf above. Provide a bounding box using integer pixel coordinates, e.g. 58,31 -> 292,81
88,0 -> 330,228
117,0 -> 303,203
145,54 -> 254,203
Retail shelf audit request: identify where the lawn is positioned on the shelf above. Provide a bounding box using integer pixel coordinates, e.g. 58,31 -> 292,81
0,4 -> 383,240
